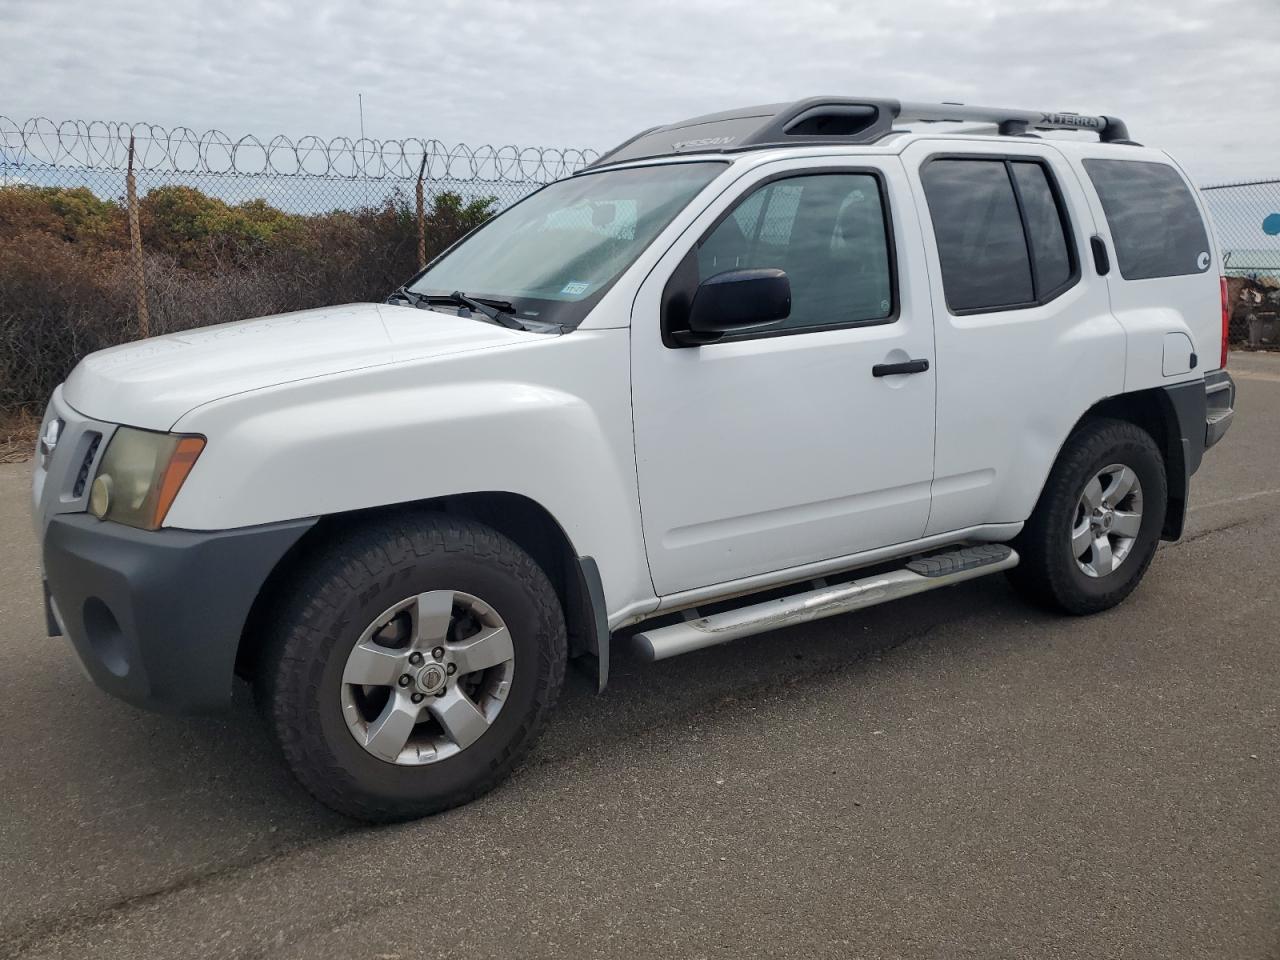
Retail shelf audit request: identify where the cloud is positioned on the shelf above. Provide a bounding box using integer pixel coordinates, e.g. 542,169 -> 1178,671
1,0 -> 1277,182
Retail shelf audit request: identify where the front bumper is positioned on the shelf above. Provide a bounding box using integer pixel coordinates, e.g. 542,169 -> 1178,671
43,514 -> 315,714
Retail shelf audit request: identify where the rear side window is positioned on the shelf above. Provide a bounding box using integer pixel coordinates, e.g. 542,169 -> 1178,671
921,157 -> 1077,313
1011,163 -> 1072,295
1083,159 -> 1211,281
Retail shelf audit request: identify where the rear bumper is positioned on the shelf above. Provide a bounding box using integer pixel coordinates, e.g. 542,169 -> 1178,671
1203,369 -> 1235,450
1158,370 -> 1235,541
1162,370 -> 1236,474
42,514 -> 314,714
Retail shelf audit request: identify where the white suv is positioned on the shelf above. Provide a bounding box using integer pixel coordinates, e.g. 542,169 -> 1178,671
32,98 -> 1236,820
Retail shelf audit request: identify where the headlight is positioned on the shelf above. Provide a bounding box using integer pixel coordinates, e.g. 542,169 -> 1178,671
89,427 -> 205,530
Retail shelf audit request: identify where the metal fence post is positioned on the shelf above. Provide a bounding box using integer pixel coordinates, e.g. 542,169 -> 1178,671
125,134 -> 149,339
416,154 -> 428,270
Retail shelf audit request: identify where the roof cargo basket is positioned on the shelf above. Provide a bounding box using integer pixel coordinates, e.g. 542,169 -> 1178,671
585,97 -> 1133,170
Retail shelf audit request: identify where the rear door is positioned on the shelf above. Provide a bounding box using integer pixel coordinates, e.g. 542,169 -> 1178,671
900,139 -> 1126,535
630,156 -> 937,597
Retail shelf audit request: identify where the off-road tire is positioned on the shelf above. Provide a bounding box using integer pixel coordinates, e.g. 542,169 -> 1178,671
255,512 -> 566,822
1007,417 -> 1167,615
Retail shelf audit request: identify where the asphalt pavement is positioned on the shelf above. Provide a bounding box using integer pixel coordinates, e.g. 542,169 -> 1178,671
1,353 -> 1277,959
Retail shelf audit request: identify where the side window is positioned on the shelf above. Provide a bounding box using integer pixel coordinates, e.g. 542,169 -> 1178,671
1011,162 -> 1072,296
694,173 -> 894,331
920,157 -> 1077,313
1082,159 -> 1211,281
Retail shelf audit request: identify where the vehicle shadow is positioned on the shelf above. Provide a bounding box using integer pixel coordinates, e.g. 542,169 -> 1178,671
3,570 -> 1052,936
542,571 -> 1054,762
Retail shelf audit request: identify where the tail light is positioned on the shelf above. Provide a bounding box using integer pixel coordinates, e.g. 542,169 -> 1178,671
1220,276 -> 1230,369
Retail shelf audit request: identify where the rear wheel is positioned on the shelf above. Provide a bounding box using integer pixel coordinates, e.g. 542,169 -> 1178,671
1008,418 -> 1167,615
256,513 -> 566,822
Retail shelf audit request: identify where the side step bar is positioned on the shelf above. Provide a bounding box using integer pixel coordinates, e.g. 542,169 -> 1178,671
633,544 -> 1018,662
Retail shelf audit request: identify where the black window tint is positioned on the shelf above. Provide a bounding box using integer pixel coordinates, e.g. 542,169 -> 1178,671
696,173 -> 893,331
1011,162 -> 1073,294
921,159 -> 1034,311
1083,159 -> 1211,280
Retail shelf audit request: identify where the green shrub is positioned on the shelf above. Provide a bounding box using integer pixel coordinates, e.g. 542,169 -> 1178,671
140,186 -> 306,266
0,185 -> 125,247
0,184 -> 497,413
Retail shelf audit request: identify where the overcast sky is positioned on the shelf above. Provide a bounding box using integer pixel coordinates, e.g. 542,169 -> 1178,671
3,0 -> 1279,183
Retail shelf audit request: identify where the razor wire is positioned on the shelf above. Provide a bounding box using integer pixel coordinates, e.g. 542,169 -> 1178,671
0,116 -> 598,183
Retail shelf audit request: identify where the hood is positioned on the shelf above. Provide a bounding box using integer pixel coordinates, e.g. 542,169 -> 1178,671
63,302 -> 532,430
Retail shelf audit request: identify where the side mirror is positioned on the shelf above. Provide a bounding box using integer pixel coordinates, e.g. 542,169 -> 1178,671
683,268 -> 790,343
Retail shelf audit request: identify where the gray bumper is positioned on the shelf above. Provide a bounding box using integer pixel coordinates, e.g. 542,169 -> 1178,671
1158,370 -> 1235,541
43,514 -> 314,714
1204,369 -> 1235,450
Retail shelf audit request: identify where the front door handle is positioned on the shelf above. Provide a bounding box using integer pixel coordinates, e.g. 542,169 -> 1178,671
872,358 -> 929,377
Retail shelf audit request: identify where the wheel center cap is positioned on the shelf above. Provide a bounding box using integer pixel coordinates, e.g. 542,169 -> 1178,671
415,663 -> 447,694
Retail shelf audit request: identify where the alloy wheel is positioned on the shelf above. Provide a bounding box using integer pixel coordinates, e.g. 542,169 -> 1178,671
339,590 -> 514,764
1071,463 -> 1144,578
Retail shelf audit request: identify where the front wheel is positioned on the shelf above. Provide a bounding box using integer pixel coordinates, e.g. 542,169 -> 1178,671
256,514 -> 567,822
1008,418 -> 1167,615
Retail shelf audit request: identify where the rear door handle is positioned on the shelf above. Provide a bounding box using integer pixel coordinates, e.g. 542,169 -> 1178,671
872,358 -> 929,377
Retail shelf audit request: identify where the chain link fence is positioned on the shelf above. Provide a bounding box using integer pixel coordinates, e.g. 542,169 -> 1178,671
1202,178 -> 1280,348
0,116 -> 598,417
4,116 -> 1280,424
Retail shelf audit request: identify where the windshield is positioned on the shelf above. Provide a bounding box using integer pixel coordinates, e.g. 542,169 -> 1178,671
407,161 -> 726,328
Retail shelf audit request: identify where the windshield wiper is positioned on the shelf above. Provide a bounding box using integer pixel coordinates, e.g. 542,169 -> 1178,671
420,291 -> 525,330
388,287 -> 563,333
386,285 -> 428,308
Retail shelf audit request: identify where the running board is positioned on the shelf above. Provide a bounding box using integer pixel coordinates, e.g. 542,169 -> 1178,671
633,544 -> 1018,662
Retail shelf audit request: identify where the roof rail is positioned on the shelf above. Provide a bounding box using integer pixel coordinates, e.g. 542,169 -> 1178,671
895,101 -> 1132,143
585,98 -> 1134,170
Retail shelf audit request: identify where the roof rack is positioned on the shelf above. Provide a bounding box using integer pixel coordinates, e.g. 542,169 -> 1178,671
896,101 -> 1131,142
585,98 -> 1134,170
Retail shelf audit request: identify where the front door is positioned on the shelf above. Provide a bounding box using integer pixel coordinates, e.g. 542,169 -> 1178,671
630,158 -> 938,597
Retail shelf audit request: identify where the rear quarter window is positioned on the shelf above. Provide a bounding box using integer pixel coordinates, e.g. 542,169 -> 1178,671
1083,159 -> 1212,281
